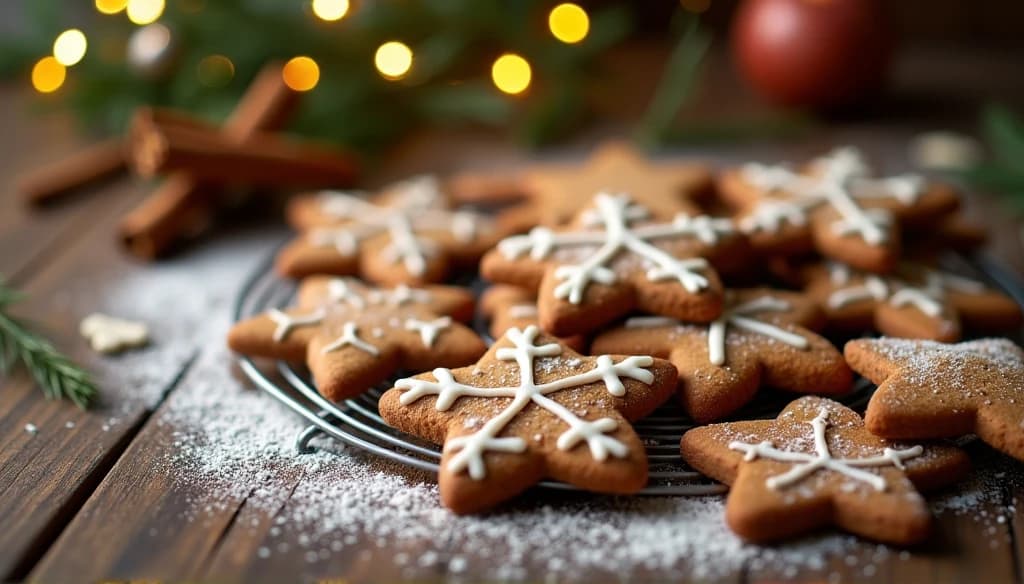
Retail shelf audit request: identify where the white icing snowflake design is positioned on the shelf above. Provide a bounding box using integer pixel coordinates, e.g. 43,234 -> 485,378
395,325 -> 657,480
265,278 -> 450,354
310,175 -> 484,277
740,147 -> 925,246
497,193 -> 734,304
729,408 -> 923,491
625,296 -> 809,366
826,263 -> 986,318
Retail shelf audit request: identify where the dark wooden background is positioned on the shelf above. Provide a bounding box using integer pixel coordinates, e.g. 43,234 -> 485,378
1,43 -> 1023,583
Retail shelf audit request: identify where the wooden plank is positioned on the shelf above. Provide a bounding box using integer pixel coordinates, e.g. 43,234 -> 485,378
0,179 -> 284,581
0,88 -> 135,282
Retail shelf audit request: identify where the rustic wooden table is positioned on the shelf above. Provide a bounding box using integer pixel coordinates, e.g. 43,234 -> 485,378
2,47 -> 1023,583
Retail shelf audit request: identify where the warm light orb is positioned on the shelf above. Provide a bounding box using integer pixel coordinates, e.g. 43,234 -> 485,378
31,56 -> 67,93
312,0 -> 349,21
374,41 -> 413,80
53,29 -> 88,66
548,3 -> 589,44
282,56 -> 320,91
491,53 -> 531,95
197,54 -> 235,87
95,0 -> 128,14
126,0 -> 166,25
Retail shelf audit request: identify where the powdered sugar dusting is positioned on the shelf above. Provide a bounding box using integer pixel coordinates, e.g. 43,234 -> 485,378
145,341 -> 1017,581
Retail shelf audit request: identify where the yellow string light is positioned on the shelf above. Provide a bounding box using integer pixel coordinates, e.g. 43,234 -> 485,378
282,56 -> 320,91
126,0 -> 165,25
548,3 -> 589,44
95,0 -> 128,14
491,53 -> 531,95
374,41 -> 413,80
311,0 -> 349,21
53,29 -> 88,67
31,56 -> 66,94
197,54 -> 235,87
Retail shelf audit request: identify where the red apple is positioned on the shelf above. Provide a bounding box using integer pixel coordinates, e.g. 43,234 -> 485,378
731,0 -> 892,108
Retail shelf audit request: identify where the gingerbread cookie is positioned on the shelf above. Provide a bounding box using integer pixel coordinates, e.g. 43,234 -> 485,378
478,285 -> 585,351
803,262 -> 1022,341
378,325 -> 677,514
228,276 -> 485,400
592,289 -> 851,423
846,337 -> 1024,461
680,396 -> 970,544
520,141 -> 713,226
718,147 -> 960,272
278,175 -> 503,285
481,193 -> 750,336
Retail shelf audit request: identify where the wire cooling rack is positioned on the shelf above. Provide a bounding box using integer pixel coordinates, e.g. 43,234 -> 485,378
233,247 -> 1024,496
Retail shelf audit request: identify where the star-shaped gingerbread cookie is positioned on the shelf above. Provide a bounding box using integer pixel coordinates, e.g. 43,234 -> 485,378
519,141 -> 713,226
378,325 -> 677,514
278,175 -> 504,285
718,147 -> 960,273
481,193 -> 750,336
228,276 -> 486,400
680,396 -> 970,544
803,262 -> 1022,341
846,337 -> 1024,461
592,289 -> 851,422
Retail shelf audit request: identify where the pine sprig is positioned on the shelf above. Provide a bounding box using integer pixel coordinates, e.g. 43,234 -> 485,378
0,280 -> 97,409
956,104 -> 1024,210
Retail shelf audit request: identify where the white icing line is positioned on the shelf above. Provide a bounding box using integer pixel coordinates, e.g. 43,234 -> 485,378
320,322 -> 379,356
268,309 -> 324,342
728,408 -> 923,492
395,325 -> 655,480
496,193 -> 732,304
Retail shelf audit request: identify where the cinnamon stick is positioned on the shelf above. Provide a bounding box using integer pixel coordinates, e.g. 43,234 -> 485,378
129,118 -> 357,187
18,138 -> 127,206
118,62 -> 301,259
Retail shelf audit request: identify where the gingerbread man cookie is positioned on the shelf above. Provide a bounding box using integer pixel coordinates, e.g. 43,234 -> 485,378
846,337 -> 1024,462
228,276 -> 485,401
592,289 -> 851,423
478,285 -> 585,351
803,262 -> 1022,341
481,193 -> 750,336
378,325 -> 677,514
680,396 -> 970,544
718,147 -> 959,273
278,175 -> 503,285
518,141 -> 714,226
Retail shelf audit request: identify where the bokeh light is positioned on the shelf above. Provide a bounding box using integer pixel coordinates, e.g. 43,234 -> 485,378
282,56 -> 320,91
95,0 -> 128,14
548,3 -> 589,44
31,56 -> 66,93
491,53 -> 531,95
197,54 -> 235,87
312,0 -> 349,21
374,41 -> 413,80
53,29 -> 88,66
126,0 -> 166,25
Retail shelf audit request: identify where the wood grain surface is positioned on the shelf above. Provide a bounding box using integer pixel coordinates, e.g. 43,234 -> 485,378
2,45 -> 1024,583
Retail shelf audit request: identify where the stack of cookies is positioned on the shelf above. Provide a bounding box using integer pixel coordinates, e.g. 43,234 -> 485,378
228,142 -> 1024,546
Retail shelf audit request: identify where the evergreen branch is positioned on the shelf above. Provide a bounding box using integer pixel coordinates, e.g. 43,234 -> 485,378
955,104 -> 1024,209
634,13 -> 711,148
0,280 -> 97,409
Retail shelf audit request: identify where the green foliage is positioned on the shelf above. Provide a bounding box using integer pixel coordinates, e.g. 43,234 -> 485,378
0,279 -> 97,409
8,0 -> 641,152
959,104 -> 1024,209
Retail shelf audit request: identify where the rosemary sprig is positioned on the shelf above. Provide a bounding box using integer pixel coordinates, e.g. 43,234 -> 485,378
0,279 -> 97,408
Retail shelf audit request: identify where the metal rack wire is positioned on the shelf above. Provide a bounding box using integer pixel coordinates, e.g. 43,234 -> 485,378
233,247 -> 1024,496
